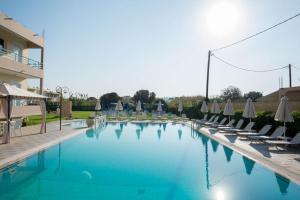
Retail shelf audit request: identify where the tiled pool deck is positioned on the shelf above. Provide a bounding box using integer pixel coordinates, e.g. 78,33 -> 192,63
0,120 -> 299,185
0,121 -> 87,169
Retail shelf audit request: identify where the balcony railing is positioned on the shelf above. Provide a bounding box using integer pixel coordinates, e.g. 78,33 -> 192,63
0,47 -> 42,69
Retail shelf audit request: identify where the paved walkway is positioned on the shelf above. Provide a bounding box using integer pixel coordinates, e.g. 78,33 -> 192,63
0,120 -> 88,169
191,122 -> 300,184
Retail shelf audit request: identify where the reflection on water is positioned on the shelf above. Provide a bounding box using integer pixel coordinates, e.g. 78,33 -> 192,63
85,123 -> 107,139
242,156 -> 256,175
178,129 -> 182,140
157,129 -> 162,139
136,129 -> 141,140
211,140 -> 219,153
275,173 -> 290,194
0,150 -> 46,199
223,146 -> 233,162
115,129 -> 122,140
0,123 -> 299,199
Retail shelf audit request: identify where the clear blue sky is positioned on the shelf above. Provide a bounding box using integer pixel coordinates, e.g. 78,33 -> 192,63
1,0 -> 300,97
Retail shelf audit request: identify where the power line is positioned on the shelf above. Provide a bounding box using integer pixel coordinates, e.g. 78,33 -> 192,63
212,54 -> 288,72
211,13 -> 300,52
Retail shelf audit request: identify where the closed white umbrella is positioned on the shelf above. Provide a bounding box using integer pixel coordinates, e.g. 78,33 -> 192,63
211,100 -> 221,114
178,98 -> 183,114
223,99 -> 234,120
136,100 -> 142,113
95,99 -> 101,111
157,101 -> 163,112
243,98 -> 256,122
95,99 -> 101,116
274,96 -> 294,139
115,100 -> 123,111
201,100 -> 208,113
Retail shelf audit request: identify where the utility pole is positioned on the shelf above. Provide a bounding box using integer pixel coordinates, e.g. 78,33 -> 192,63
288,64 -> 292,88
205,50 -> 211,101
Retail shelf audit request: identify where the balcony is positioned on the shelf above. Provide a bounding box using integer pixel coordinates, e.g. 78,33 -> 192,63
0,47 -> 43,78
0,47 -> 42,69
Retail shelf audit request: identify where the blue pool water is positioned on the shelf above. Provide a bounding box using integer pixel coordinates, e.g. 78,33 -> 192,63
0,122 -> 300,200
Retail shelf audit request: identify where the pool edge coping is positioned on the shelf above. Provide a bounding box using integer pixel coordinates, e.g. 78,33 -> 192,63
0,128 -> 88,170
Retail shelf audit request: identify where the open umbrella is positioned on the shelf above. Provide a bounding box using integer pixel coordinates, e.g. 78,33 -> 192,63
210,100 -> 220,114
274,96 -> 294,139
201,100 -> 208,113
223,99 -> 234,121
178,98 -> 183,115
243,98 -> 256,122
136,100 -> 142,113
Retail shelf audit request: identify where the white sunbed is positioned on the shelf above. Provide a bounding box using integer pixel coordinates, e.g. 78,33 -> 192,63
204,116 -> 219,126
216,119 -> 235,128
236,124 -> 272,137
201,114 -> 208,122
210,117 -> 227,128
219,119 -> 244,131
196,115 -> 214,125
232,122 -> 255,133
249,126 -> 286,141
265,132 -> 300,147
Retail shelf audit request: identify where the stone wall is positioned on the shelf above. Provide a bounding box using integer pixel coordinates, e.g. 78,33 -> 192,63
62,100 -> 72,119
214,101 -> 300,114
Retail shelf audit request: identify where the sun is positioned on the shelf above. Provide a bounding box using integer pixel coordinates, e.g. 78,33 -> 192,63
205,2 -> 240,37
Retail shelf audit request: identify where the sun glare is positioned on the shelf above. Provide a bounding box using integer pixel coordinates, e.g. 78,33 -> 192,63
205,2 -> 240,37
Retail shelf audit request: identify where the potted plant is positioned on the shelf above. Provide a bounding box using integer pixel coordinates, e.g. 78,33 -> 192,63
86,114 -> 95,127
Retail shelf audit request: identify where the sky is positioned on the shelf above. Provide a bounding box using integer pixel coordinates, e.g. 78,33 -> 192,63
1,0 -> 300,97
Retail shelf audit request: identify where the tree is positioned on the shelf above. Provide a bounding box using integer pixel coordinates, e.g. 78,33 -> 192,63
133,89 -> 156,104
220,86 -> 242,101
244,91 -> 263,102
87,97 -> 97,102
100,92 -> 120,109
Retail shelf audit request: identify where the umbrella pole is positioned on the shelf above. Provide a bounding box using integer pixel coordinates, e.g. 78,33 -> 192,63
284,122 -> 286,140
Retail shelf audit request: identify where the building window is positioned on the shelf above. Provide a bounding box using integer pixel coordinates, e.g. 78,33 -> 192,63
0,38 -> 4,49
12,44 -> 22,62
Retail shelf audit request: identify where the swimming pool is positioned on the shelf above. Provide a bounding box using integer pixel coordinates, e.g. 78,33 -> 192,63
0,122 -> 299,199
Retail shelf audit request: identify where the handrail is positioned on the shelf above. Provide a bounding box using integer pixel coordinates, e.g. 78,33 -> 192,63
0,47 -> 42,69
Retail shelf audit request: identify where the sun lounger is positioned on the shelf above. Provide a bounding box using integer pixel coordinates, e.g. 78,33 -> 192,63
237,124 -> 272,137
219,119 -> 244,131
196,114 -> 207,123
204,116 -> 219,126
210,117 -> 227,127
265,132 -> 300,147
196,115 -> 214,125
232,122 -> 255,133
249,126 -> 286,141
216,119 -> 235,128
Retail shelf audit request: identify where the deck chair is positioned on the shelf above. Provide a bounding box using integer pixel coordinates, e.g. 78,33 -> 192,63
232,122 -> 255,133
219,119 -> 244,131
210,117 -> 227,127
249,126 -> 286,141
216,119 -> 235,128
266,132 -> 300,147
196,115 -> 214,125
237,125 -> 272,137
205,116 -> 219,126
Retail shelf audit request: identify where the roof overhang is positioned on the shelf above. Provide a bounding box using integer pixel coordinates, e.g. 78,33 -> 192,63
0,12 -> 44,48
